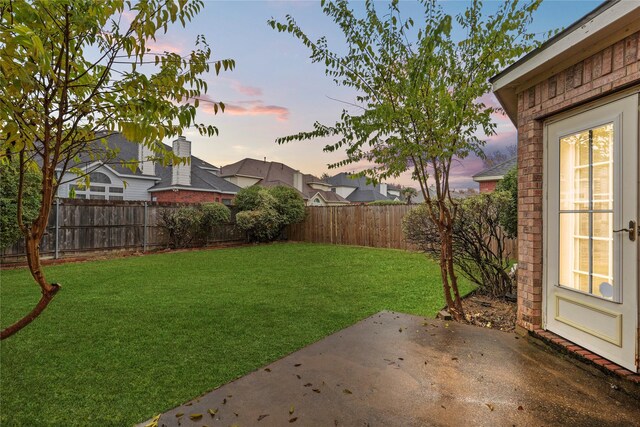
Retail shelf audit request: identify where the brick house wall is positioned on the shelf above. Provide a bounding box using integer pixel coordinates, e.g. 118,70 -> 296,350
516,31 -> 640,331
479,180 -> 498,193
151,189 -> 235,205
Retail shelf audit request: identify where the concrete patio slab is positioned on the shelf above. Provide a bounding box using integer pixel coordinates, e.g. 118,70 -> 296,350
140,311 -> 640,427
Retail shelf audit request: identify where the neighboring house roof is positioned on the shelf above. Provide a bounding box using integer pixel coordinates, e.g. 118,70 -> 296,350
326,172 -> 392,203
66,132 -> 241,195
309,190 -> 350,205
347,189 -> 390,203
148,155 -> 241,194
220,158 -> 349,203
472,157 -> 517,182
491,1 -> 640,124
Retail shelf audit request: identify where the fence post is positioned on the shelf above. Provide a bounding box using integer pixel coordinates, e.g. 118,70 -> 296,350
54,198 -> 60,259
143,201 -> 148,252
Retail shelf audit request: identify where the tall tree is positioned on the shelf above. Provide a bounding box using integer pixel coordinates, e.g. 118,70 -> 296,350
269,0 -> 542,319
401,187 -> 418,205
0,0 -> 233,339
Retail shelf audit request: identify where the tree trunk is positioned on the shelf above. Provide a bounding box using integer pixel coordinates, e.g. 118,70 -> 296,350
1,234 -> 61,340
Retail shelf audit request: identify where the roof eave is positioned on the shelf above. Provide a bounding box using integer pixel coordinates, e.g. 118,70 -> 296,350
491,0 -> 640,125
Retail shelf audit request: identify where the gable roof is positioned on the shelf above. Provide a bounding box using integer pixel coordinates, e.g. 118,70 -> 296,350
70,133 -> 242,194
491,1 -> 640,124
220,158 -> 348,203
326,172 -> 393,202
472,157 -> 517,182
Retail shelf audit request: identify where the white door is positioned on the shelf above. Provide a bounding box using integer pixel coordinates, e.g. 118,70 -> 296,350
544,93 -> 638,371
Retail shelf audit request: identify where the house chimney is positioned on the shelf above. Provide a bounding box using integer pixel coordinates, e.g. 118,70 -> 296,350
380,183 -> 388,197
293,171 -> 303,192
172,136 -> 191,186
138,143 -> 155,175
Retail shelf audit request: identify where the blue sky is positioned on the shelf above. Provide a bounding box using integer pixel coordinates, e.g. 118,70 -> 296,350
146,0 -> 602,189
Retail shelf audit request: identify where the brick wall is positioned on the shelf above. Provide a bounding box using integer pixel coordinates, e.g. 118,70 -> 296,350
151,189 -> 235,205
516,31 -> 640,331
479,180 -> 497,193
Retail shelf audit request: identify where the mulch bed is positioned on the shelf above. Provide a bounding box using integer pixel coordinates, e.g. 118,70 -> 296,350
461,293 -> 517,332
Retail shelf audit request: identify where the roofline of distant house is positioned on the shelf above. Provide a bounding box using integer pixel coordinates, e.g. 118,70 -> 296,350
57,162 -> 161,181
219,173 -> 263,180
147,186 -> 237,195
472,175 -> 504,182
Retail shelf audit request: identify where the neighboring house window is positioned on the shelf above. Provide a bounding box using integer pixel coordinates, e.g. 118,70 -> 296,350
312,198 -> 322,205
222,199 -> 232,206
70,171 -> 125,200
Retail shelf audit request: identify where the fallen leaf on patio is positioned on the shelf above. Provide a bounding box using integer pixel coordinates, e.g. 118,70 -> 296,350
398,328 -> 403,332
222,398 -> 227,405
227,395 -> 233,398
296,374 -> 301,379
398,357 -> 404,361
451,357 -> 458,361
441,405 -> 446,409
518,406 -> 523,411
312,389 -> 321,393
289,417 -> 298,423
485,404 -> 495,411
294,363 -> 302,367
264,368 -> 271,372
258,414 -> 270,421
144,414 -> 160,427
189,414 -> 203,421
234,412 -> 239,417
343,389 -> 352,394
304,383 -> 312,387
185,402 -> 192,406
289,406 -> 295,415
208,408 -> 218,416
176,413 -> 184,417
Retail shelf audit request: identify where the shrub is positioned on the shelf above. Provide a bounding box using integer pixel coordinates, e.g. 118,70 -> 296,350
234,185 -> 305,242
159,202 -> 230,248
495,166 -> 517,238
368,200 -> 405,206
269,185 -> 305,225
402,191 -> 515,298
159,206 -> 202,249
200,202 -> 231,230
233,185 -> 264,211
0,160 -> 42,249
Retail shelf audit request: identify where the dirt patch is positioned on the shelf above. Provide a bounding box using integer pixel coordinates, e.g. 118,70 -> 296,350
462,294 -> 516,332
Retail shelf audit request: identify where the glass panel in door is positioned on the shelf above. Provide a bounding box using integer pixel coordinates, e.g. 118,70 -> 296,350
558,123 -> 614,300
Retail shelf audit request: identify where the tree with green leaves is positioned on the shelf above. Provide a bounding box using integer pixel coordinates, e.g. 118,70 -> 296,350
401,187 -> 418,205
496,165 -> 518,238
0,0 -> 233,339
269,0 -> 543,319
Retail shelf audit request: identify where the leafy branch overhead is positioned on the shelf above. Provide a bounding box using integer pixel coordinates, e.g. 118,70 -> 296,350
0,0 -> 232,339
269,0 -> 544,319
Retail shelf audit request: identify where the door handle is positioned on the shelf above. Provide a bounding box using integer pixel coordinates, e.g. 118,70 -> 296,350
613,220 -> 637,242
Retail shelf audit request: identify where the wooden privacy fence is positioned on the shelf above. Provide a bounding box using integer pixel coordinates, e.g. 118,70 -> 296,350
1,199 -> 245,264
287,205 -> 518,257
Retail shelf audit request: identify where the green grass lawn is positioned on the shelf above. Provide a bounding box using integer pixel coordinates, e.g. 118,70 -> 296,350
1,243 -> 473,426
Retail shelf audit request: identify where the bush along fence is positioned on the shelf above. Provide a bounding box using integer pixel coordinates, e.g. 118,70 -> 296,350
287,204 -> 517,257
0,199 -> 246,265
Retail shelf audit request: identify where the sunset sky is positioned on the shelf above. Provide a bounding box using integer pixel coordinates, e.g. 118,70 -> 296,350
143,0 -> 602,189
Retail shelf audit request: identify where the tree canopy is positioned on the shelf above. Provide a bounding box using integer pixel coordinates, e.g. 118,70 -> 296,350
0,0 -> 232,338
269,0 -> 544,318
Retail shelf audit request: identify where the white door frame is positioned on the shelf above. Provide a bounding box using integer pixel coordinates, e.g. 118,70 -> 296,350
543,92 -> 639,371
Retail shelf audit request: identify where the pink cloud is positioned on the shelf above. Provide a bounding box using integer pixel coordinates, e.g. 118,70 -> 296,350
191,95 -> 289,122
224,102 -> 289,121
146,40 -> 183,54
231,81 -> 263,97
